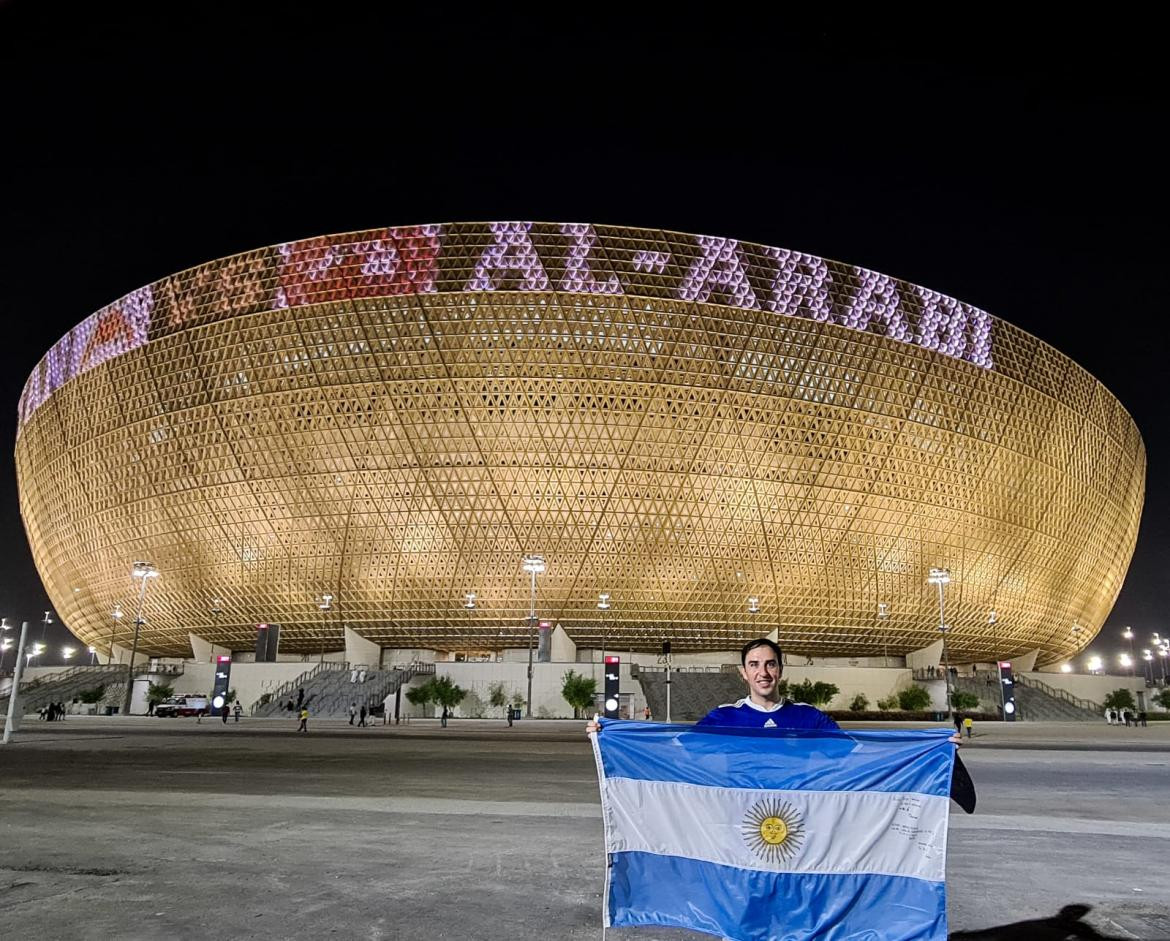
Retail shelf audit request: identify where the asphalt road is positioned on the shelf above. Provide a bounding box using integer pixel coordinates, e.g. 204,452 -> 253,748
1,718 -> 1167,940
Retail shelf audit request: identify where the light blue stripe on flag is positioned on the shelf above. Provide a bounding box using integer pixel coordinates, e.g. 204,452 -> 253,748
592,721 -> 955,941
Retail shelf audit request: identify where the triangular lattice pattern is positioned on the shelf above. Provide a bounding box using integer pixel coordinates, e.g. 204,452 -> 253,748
14,223 -> 1145,665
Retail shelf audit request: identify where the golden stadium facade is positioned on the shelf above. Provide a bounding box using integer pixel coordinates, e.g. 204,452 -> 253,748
14,223 -> 1145,664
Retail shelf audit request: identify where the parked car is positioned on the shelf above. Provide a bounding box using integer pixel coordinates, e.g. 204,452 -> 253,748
154,695 -> 209,718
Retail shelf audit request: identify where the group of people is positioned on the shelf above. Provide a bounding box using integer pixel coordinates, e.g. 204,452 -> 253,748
1106,707 -> 1147,727
38,701 -> 68,721
347,702 -> 371,726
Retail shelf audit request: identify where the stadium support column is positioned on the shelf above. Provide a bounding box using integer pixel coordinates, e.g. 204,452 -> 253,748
123,562 -> 159,716
927,568 -> 953,724
2,622 -> 30,744
522,556 -> 545,718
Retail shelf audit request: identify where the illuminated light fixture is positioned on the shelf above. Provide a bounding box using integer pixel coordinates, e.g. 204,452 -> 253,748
1060,663 -> 1072,673
597,593 -> 611,611
464,593 -> 476,610
988,611 -> 997,625
522,555 -> 546,718
747,597 -> 760,614
123,562 -> 159,715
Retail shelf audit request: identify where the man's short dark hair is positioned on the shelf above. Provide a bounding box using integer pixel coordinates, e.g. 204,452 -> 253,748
740,638 -> 783,666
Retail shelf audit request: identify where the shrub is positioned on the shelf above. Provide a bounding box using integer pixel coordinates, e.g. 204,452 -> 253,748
146,682 -> 174,706
78,685 -> 105,704
897,686 -> 933,711
788,679 -> 839,707
1104,688 -> 1136,712
950,690 -> 980,710
1155,689 -> 1170,710
849,693 -> 869,712
876,695 -> 899,710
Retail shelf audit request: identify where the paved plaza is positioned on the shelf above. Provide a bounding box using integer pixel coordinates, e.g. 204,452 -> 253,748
1,717 -> 1168,940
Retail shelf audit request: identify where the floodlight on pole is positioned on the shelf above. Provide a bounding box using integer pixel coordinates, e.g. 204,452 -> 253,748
926,568 -> 954,723
1142,648 -> 1154,683
110,604 -> 123,663
40,610 -> 52,644
522,554 -> 546,718
877,603 -> 890,666
0,638 -> 12,674
1123,627 -> 1135,674
597,593 -> 611,684
63,646 -> 75,662
88,645 -> 97,666
318,593 -> 334,664
123,562 -> 159,715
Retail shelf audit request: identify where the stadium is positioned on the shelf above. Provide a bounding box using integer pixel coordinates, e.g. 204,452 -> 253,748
14,222 -> 1144,666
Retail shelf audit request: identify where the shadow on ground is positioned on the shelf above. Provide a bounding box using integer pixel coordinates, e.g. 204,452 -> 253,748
951,904 -> 1127,940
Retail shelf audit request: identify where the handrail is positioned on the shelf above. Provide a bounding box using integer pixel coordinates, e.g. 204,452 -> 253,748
1017,674 -> 1102,714
250,661 -> 350,715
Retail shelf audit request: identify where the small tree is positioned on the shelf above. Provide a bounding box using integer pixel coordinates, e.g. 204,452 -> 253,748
849,693 -> 869,712
950,690 -> 980,710
429,675 -> 467,714
488,681 -> 510,718
561,670 -> 598,719
405,682 -> 435,715
897,686 -> 932,711
876,695 -> 900,710
224,688 -> 237,705
1154,689 -> 1170,710
461,689 -> 487,718
147,682 -> 174,708
1104,688 -> 1136,712
79,685 -> 106,705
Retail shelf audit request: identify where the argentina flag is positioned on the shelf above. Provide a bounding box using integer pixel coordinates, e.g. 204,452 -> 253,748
590,721 -> 956,941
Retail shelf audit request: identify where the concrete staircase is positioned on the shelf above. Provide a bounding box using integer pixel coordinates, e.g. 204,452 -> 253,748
635,669 -> 745,721
252,663 -> 433,718
0,665 -> 126,717
952,673 -> 1102,721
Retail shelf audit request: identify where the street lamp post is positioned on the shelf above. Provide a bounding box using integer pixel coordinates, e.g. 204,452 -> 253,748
463,593 -> 476,662
877,603 -> 889,667
1142,649 -> 1154,684
63,647 -> 75,665
597,593 -> 610,687
109,605 -> 123,663
522,555 -> 546,718
40,610 -> 52,645
122,562 -> 159,716
1123,627 -> 1135,676
88,645 -> 97,666
0,618 -> 11,674
318,593 -> 334,664
927,568 -> 954,723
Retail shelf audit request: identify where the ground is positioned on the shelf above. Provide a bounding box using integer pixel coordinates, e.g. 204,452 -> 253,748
1,717 -> 1168,940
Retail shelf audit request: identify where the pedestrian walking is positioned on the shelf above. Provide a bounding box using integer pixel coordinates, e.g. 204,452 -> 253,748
441,705 -> 449,728
383,692 -> 395,725
1105,708 -> 1113,725
358,705 -> 368,727
963,716 -> 973,739
348,702 -> 357,725
1139,711 -> 1148,727
221,703 -> 230,724
298,706 -> 309,732
233,702 -> 242,722
953,713 -> 963,735
296,688 -> 304,709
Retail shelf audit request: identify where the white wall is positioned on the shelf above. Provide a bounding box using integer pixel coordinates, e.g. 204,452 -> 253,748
166,661 -> 321,710
1022,671 -> 1146,705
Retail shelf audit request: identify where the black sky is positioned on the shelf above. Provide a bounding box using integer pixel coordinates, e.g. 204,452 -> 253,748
0,8 -> 1164,669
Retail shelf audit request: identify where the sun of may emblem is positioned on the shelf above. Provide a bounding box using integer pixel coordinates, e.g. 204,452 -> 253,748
742,798 -> 805,864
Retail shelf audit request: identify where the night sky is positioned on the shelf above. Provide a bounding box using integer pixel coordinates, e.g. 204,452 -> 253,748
1,9 -> 1163,671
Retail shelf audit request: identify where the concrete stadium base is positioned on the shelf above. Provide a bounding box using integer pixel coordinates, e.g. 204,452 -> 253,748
1,718 -> 1168,939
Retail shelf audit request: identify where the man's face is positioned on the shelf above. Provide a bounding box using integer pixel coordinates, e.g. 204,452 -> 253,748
739,644 -> 781,703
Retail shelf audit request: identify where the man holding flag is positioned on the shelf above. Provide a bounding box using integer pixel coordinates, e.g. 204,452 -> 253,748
587,639 -> 969,940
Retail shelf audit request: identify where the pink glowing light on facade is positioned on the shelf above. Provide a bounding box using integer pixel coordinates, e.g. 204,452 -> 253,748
467,221 -> 550,292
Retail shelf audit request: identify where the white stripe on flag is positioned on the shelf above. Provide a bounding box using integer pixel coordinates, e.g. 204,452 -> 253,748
603,776 -> 948,882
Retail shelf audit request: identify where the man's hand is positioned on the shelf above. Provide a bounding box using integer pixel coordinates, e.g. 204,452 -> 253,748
586,713 -> 601,735
949,733 -> 961,745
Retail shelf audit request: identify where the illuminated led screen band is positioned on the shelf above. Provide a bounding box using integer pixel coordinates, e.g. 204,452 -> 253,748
19,222 -> 995,427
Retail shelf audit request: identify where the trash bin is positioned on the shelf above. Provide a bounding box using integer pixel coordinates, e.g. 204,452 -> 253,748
511,707 -> 522,721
